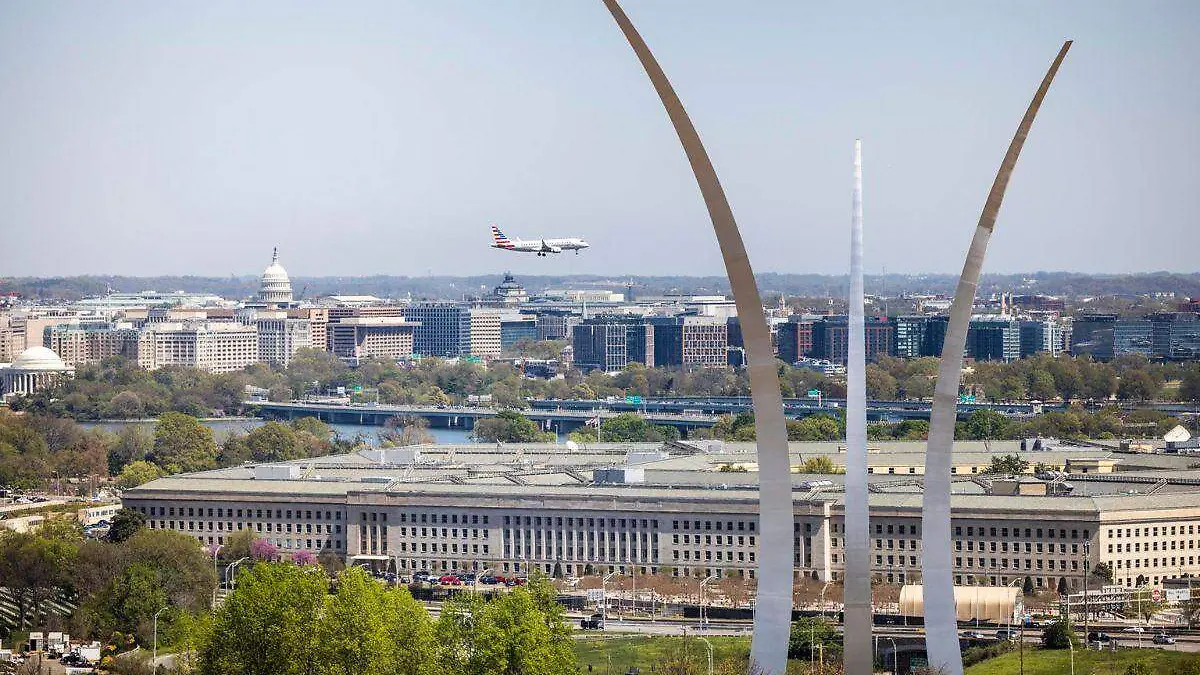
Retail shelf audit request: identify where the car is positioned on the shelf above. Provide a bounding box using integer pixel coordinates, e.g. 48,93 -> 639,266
1087,631 -> 1112,643
1154,634 -> 1176,645
961,631 -> 988,639
580,613 -> 605,630
995,629 -> 1020,640
1123,626 -> 1145,633
479,576 -> 498,585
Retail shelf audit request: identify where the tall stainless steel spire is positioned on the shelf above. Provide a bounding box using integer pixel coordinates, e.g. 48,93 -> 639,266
843,139 -> 871,675
921,40 -> 1072,675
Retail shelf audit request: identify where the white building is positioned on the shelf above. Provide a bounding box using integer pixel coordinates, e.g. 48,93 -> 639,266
0,346 -> 75,400
469,309 -> 502,360
256,313 -> 312,367
138,322 -> 259,373
258,248 -> 294,307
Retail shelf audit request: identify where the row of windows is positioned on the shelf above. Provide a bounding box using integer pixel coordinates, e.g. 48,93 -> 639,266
1115,556 -> 1198,569
138,505 -> 342,521
673,549 -> 754,563
673,520 -> 750,532
672,534 -> 755,547
954,526 -> 1089,540
1109,525 -> 1198,538
399,527 -> 490,539
956,557 -> 1076,571
956,541 -> 1076,554
1112,540 -> 1197,553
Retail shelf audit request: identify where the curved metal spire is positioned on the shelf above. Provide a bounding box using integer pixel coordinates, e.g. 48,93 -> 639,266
599,1 -> 793,671
921,40 -> 1072,675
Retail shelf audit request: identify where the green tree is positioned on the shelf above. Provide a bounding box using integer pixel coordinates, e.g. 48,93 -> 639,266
0,524 -> 80,628
787,617 -> 839,659
116,460 -> 164,489
1022,576 -> 1034,595
1091,561 -> 1113,585
865,365 -> 898,400
152,412 -> 217,473
245,421 -> 302,462
1041,619 -> 1076,649
961,409 -> 1014,440
1118,370 -> 1160,401
985,454 -> 1029,475
787,415 -> 841,441
105,391 -> 145,419
199,562 -> 326,675
1180,368 -> 1200,402
471,410 -> 551,443
106,424 -> 153,475
317,567 -> 401,675
797,456 -> 843,474
592,413 -> 679,443
106,508 -> 146,543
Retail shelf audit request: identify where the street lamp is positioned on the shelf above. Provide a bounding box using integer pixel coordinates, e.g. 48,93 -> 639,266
699,575 -> 718,630
152,606 -> 168,669
225,557 -> 249,594
697,636 -> 714,675
602,571 -> 619,627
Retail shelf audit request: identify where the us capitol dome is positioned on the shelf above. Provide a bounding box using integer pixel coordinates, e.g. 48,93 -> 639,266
258,247 -> 294,306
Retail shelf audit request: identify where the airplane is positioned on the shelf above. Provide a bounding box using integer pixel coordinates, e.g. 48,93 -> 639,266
490,225 -> 589,256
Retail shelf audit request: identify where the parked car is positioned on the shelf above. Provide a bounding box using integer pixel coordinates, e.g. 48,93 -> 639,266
438,575 -> 462,585
1154,634 -> 1176,645
1087,631 -> 1112,643
580,613 -> 605,630
961,631 -> 989,639
479,576 -> 498,585
1123,626 -> 1145,633
995,629 -> 1020,640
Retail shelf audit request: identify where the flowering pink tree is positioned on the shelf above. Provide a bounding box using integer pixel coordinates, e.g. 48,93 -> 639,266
291,550 -> 318,566
250,538 -> 279,562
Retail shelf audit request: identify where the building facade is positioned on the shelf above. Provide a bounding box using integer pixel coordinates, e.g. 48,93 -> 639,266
328,318 -> 418,362
137,322 -> 259,373
572,317 -> 654,373
404,303 -> 472,358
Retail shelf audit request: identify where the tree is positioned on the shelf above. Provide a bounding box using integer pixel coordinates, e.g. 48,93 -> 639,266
1057,577 -> 1068,596
107,424 -> 153,475
961,409 -> 1014,440
223,529 -> 258,562
1118,370 -> 1160,401
380,416 -> 435,447
865,365 -> 898,400
797,456 -> 844,474
1041,620 -> 1076,649
116,460 -> 164,489
471,410 -> 550,443
107,508 -> 146,543
1180,368 -> 1200,403
151,412 -> 217,473
985,454 -> 1029,475
316,567 -> 398,675
1022,576 -> 1034,596
245,422 -> 302,462
787,617 -> 839,660
590,413 -> 679,443
106,391 -> 145,419
1091,561 -> 1113,585
0,524 -> 80,629
199,563 -> 326,675
787,415 -> 841,441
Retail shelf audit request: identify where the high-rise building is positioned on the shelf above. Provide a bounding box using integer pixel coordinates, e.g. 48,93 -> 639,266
1018,319 -> 1063,358
288,308 -> 329,353
649,316 -> 728,368
776,318 -> 814,363
255,313 -> 313,367
468,309 -> 502,360
499,313 -> 539,351
966,317 -> 1020,362
810,316 -> 894,364
572,316 -> 654,373
137,322 -> 259,373
1071,314 -> 1118,359
534,310 -> 579,342
328,317 -> 418,362
1149,312 -> 1200,360
891,316 -> 930,359
404,303 -> 472,358
1113,319 -> 1154,358
45,323 -> 140,366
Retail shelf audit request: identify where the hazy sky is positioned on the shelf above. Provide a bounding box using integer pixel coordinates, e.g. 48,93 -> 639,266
1,1 -> 1196,279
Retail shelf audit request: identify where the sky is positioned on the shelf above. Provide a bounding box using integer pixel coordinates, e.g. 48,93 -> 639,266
0,1 -> 1196,279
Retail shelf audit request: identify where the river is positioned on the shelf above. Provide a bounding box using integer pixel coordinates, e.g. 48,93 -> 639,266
78,419 -> 492,445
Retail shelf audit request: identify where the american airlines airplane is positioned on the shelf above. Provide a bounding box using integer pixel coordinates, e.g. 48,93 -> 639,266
490,225 -> 590,256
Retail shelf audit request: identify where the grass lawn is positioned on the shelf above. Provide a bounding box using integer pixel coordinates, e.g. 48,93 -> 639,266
574,635 -> 752,673
964,646 -> 1198,675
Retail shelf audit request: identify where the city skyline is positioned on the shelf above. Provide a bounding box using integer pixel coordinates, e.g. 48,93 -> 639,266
1,1 -> 1196,277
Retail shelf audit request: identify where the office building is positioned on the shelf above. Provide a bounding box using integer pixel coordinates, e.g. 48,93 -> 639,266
45,323 -> 140,366
966,317 -> 1020,362
776,319 -> 814,363
404,303 -> 472,358
328,318 -> 418,363
891,316 -> 931,359
572,317 -> 654,373
255,313 -> 314,367
1018,319 -> 1063,358
137,322 -> 259,373
121,440 -> 1200,591
468,309 -> 502,360
499,314 -> 539,351
1149,313 -> 1200,361
811,316 -> 894,364
650,316 -> 728,369
533,310 -> 579,342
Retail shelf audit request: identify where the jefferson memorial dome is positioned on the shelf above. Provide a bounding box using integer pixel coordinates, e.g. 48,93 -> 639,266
259,248 -> 294,306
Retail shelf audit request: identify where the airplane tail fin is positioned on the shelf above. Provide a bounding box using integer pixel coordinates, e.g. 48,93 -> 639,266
491,225 -> 515,249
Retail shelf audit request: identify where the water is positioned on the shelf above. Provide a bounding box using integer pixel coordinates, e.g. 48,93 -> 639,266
79,419 -> 481,445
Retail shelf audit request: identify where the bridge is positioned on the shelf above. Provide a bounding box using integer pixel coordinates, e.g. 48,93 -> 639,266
246,400 -> 721,435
